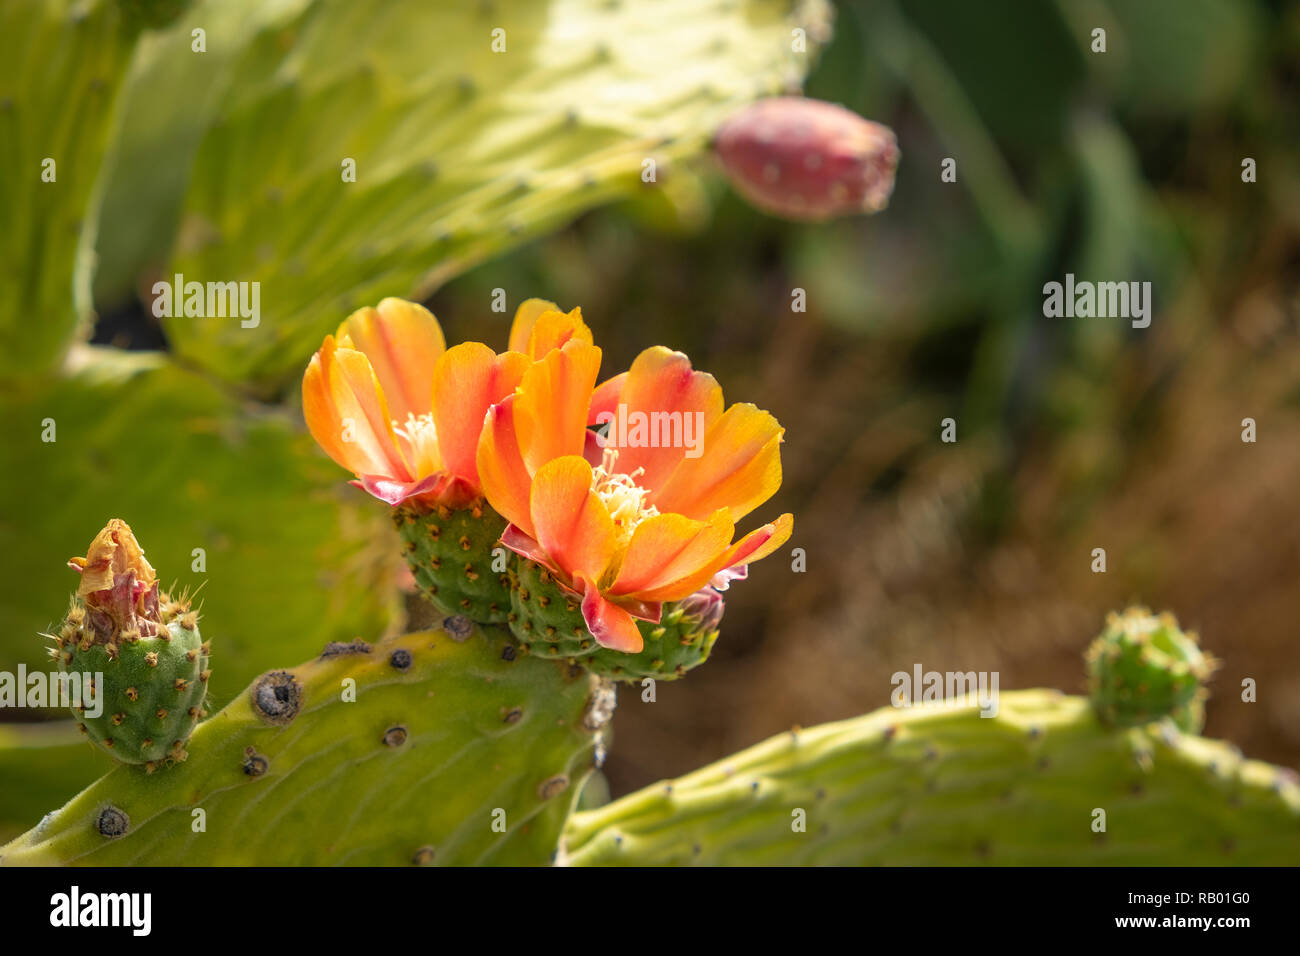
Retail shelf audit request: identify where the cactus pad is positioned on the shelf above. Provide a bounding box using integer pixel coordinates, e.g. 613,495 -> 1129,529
560,690 -> 1300,866
509,558 -> 721,681
396,501 -> 512,624
90,0 -> 834,393
1086,607 -> 1217,733
2,622 -> 613,866
0,0 -> 139,381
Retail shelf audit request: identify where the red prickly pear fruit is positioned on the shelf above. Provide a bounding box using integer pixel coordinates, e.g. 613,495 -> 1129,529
714,97 -> 899,221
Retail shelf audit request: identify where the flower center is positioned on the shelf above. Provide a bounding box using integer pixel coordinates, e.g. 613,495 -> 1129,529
392,412 -> 441,477
592,448 -> 658,549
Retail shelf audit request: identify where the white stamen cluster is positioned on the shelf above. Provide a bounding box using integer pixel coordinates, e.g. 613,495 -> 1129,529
591,448 -> 658,548
392,412 -> 440,474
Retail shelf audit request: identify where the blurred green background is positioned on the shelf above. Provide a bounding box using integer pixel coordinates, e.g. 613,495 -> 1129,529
2,0 -> 1298,836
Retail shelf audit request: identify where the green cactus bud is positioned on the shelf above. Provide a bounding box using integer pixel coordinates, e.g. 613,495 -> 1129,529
396,500 -> 513,624
508,558 -> 722,681
1086,607 -> 1217,733
54,520 -> 209,771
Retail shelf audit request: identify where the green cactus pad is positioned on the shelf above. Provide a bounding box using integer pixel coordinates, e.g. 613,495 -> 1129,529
1,623 -> 613,866
560,690 -> 1300,866
57,603 -> 209,770
0,0 -> 139,382
1086,607 -> 1217,733
0,348 -> 398,705
396,501 -> 512,624
0,723 -> 113,844
509,558 -> 719,681
89,0 -> 833,393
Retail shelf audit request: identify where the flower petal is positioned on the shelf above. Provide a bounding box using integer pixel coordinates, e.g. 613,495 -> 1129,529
527,308 -> 593,359
720,512 -> 793,566
353,473 -> 448,507
587,372 -> 627,426
635,513 -> 793,604
651,403 -> 783,522
591,347 -> 724,494
336,298 -> 445,424
499,524 -> 554,569
513,341 -> 602,475
580,582 -> 644,653
432,343 -> 530,490
529,456 -> 617,585
303,336 -> 410,481
507,299 -> 593,358
476,396 -> 535,538
507,298 -> 557,354
608,508 -> 734,597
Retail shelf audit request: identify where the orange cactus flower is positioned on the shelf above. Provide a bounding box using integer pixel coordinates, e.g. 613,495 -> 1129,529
302,297 -> 590,509
477,340 -> 792,653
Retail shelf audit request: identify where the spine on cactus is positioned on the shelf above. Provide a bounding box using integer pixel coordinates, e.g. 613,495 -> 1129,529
51,520 -> 209,773
302,298 -> 794,683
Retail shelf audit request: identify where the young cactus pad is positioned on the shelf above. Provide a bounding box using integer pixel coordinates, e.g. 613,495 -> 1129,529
55,520 -> 209,771
1086,607 -> 1217,733
2,622 -> 613,866
559,690 -> 1300,866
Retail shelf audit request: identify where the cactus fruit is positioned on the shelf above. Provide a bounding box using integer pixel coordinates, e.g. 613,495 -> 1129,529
714,97 -> 899,221
559,689 -> 1300,866
1086,607 -> 1217,733
52,520 -> 209,771
395,501 -> 513,624
2,622 -> 612,865
509,559 -> 721,681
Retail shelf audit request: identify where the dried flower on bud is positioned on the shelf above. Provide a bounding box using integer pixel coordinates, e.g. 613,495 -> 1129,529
67,519 -> 163,642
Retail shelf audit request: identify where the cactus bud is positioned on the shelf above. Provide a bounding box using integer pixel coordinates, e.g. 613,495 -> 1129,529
714,97 -> 899,221
1085,607 -> 1217,734
59,520 -> 210,771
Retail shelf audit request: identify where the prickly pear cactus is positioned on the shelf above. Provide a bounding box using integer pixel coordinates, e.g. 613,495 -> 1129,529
55,521 -> 209,770
0,348 -> 399,704
560,689 -> 1300,866
509,560 -> 721,681
1086,607 -> 1217,733
1,622 -> 613,866
396,501 -> 512,624
91,0 -> 833,393
0,0 -> 140,381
